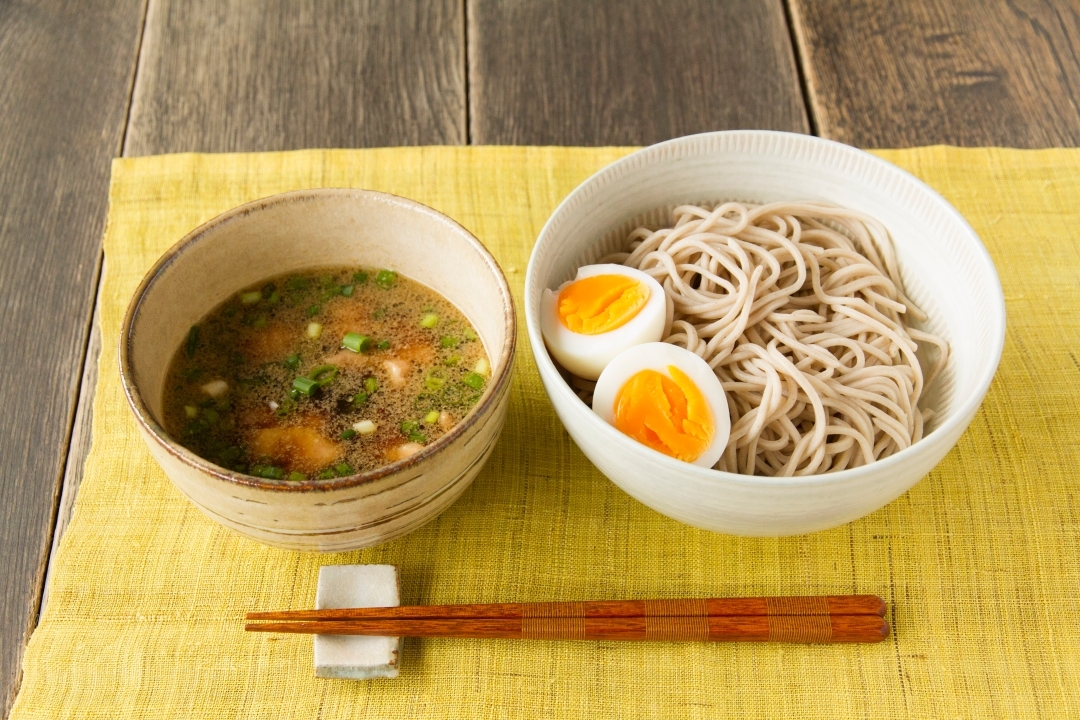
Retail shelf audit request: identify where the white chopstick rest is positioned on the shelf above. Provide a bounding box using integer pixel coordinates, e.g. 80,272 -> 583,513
314,564 -> 400,679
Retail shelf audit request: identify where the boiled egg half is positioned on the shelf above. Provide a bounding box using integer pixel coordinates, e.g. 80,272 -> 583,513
540,264 -> 666,380
593,343 -> 730,468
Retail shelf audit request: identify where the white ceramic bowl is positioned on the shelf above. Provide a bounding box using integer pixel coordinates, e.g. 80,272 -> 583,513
525,131 -> 1005,536
121,189 -> 515,551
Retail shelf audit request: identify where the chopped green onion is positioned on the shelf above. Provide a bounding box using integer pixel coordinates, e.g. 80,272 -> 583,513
375,269 -> 397,288
306,322 -> 322,339
275,397 -> 295,417
219,446 -> 243,464
185,419 -> 209,437
287,277 -> 309,290
425,375 -> 445,392
240,290 -> 262,305
463,328 -> 477,341
364,377 -> 378,394
334,462 -> 355,476
342,332 -> 371,353
250,465 -> 285,480
463,372 -> 485,390
309,364 -> 339,385
440,336 -> 459,348
286,471 -> 306,482
352,392 -> 368,407
353,271 -> 369,284
252,316 -> 268,329
373,308 -> 385,319
201,408 -> 219,424
420,313 -> 439,328
185,325 -> 200,358
376,340 -> 390,350
474,358 -> 490,376
408,432 -> 427,444
340,428 -> 357,440
288,388 -> 301,401
444,355 -> 461,366
353,419 -> 377,435
292,376 -> 319,396
424,410 -> 440,424
306,304 -> 321,317
267,290 -> 281,304
317,468 -> 336,480
340,284 -> 355,297
184,405 -> 198,419
401,420 -> 419,436
285,353 -> 300,370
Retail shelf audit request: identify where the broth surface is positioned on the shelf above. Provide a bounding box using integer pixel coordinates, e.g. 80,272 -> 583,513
163,267 -> 489,479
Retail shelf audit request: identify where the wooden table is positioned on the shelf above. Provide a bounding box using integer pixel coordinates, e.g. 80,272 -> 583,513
2,0 -> 1078,714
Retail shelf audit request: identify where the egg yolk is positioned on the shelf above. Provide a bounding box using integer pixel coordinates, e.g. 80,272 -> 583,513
557,274 -> 649,335
613,366 -> 714,462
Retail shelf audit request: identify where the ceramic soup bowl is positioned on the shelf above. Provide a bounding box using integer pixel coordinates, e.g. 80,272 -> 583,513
121,189 -> 515,551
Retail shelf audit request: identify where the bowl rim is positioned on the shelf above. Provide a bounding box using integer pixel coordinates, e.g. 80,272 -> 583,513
524,130 -> 1006,488
120,187 -> 516,493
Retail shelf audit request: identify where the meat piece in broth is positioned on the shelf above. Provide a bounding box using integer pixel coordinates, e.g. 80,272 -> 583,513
247,424 -> 344,473
323,349 -> 374,371
381,358 -> 412,388
381,344 -> 436,388
245,323 -> 297,364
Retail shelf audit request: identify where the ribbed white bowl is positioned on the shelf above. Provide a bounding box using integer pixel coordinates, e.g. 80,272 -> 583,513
525,131 -> 1005,536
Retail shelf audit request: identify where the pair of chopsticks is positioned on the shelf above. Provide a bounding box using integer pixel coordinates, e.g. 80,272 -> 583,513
246,594 -> 889,643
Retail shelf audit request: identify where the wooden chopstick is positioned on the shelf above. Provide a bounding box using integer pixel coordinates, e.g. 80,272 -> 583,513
246,595 -> 886,622
245,615 -> 888,643
245,595 -> 889,643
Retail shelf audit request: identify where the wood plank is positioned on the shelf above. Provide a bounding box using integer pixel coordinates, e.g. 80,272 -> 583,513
40,0 -> 469,672
41,268 -> 105,618
788,0 -> 1080,148
46,0 -> 468,550
0,1 -> 146,715
468,0 -> 809,145
124,0 -> 466,155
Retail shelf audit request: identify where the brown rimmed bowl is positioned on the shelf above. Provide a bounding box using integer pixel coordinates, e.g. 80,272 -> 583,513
120,189 -> 516,551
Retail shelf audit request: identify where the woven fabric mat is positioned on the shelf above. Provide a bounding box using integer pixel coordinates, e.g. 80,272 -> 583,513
12,146 -> 1080,718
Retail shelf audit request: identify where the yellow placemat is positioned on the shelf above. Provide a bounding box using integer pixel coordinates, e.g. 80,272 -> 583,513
12,146 -> 1080,718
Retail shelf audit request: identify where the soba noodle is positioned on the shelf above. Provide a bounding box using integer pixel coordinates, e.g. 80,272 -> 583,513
595,201 -> 949,477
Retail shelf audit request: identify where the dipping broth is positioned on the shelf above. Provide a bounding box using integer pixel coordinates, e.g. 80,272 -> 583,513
162,268 -> 490,480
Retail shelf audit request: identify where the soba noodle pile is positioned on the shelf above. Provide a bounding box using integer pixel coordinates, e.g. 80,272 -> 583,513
597,201 -> 949,476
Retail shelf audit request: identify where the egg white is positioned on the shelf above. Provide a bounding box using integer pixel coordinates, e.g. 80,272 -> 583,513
540,264 -> 666,380
593,342 -> 730,468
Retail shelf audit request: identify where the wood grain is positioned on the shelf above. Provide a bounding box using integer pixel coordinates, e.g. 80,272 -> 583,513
124,0 -> 466,155
788,0 -> 1080,148
247,595 -> 888,621
245,614 -> 891,643
27,0 -> 467,713
40,267 -> 105,619
0,1 -> 146,714
468,0 -> 809,145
